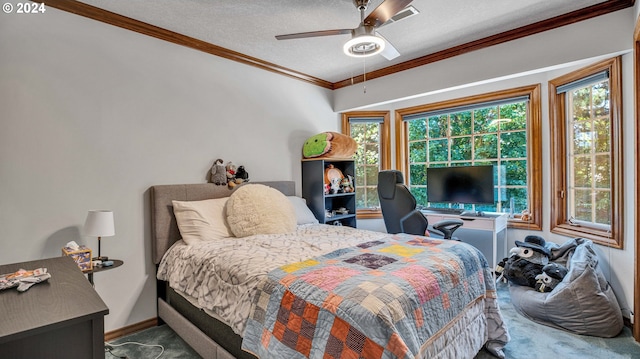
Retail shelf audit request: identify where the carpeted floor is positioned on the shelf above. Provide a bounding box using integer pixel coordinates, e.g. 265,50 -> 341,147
474,282 -> 640,359
108,283 -> 640,359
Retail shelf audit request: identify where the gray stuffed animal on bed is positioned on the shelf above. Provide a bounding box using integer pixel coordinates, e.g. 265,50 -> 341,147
209,159 -> 227,185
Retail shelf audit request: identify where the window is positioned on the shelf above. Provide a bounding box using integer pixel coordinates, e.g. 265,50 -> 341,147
342,111 -> 390,219
396,85 -> 542,229
549,57 -> 623,248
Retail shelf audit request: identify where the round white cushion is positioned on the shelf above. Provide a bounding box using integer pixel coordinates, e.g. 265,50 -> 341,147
226,184 -> 296,237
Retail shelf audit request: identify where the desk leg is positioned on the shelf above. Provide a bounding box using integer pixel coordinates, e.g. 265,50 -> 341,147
87,272 -> 94,286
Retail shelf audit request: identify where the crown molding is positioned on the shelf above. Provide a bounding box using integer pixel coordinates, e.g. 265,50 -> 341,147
35,0 -> 634,91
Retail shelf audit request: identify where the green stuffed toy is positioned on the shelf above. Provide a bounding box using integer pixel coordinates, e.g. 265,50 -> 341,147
302,132 -> 357,159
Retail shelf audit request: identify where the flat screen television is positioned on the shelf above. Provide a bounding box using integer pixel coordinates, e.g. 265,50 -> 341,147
426,165 -> 495,205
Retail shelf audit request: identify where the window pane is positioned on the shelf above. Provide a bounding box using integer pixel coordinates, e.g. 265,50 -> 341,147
428,115 -> 448,138
595,190 -> 611,225
572,120 -> 593,155
428,139 -> 448,162
355,188 -> 365,208
450,112 -> 472,136
409,141 -> 426,162
408,119 -> 426,141
365,165 -> 378,185
499,103 -> 527,131
410,164 -> 426,185
411,187 -> 427,206
451,136 -> 471,161
474,134 -> 498,159
348,117 -> 386,211
500,131 -> 527,159
594,154 -> 610,188
572,87 -> 591,120
474,107 -> 498,133
504,188 -> 528,214
364,143 -> 380,164
592,82 -> 610,117
572,156 -> 592,187
503,160 -> 527,186
355,164 -> 365,187
594,119 -> 610,152
564,76 -> 612,231
572,189 -> 592,221
365,187 -> 380,208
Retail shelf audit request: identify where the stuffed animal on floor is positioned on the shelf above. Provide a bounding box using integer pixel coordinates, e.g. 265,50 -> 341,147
302,132 -> 358,159
209,159 -> 227,185
495,257 -> 508,283
503,235 -> 551,288
535,262 -> 568,293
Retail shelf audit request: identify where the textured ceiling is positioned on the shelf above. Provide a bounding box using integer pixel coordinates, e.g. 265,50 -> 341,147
77,0 -> 608,83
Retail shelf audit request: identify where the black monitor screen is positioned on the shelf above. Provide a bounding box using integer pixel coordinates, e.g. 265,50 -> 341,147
426,165 -> 495,205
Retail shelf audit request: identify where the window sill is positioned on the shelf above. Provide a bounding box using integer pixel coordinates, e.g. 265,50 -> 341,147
551,223 -> 620,249
357,210 -> 382,220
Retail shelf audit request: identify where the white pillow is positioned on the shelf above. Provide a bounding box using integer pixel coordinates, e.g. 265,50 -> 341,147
287,196 -> 319,225
226,184 -> 296,237
172,198 -> 233,245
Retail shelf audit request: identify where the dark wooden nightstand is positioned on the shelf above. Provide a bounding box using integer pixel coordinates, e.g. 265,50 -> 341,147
87,259 -> 123,285
0,256 -> 109,358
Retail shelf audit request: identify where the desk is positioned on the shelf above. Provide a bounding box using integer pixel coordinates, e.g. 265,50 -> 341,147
0,256 -> 109,358
423,211 -> 508,271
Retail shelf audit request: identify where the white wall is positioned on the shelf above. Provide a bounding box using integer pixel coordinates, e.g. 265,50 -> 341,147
0,8 -> 336,331
343,8 -> 636,319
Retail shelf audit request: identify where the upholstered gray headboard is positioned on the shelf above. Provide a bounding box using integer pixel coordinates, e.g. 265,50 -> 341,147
150,181 -> 295,264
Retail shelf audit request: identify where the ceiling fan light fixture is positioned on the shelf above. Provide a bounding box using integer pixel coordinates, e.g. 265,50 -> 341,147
343,34 -> 385,57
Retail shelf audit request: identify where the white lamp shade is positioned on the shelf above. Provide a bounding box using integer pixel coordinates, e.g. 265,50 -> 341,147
84,210 -> 115,237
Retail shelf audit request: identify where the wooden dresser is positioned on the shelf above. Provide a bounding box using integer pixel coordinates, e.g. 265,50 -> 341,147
0,256 -> 109,358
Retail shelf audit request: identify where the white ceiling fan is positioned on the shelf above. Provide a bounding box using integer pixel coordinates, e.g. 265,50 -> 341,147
275,0 -> 417,60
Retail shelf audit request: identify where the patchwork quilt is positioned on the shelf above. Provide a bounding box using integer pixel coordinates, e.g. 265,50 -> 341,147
242,234 -> 508,358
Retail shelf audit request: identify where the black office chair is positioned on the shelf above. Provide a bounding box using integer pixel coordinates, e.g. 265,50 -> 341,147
377,170 -> 463,239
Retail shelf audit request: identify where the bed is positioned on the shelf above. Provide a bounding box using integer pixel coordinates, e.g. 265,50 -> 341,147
151,182 -> 509,359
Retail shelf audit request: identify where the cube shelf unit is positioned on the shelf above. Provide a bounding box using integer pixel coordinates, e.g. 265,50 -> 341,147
302,158 -> 356,228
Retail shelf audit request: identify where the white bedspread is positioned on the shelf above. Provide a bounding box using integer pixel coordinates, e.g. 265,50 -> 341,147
156,224 -> 387,335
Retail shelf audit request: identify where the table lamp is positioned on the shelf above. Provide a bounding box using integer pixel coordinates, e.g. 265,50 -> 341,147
83,210 -> 115,261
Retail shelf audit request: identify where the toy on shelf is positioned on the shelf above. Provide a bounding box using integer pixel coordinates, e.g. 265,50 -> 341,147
302,132 -> 357,159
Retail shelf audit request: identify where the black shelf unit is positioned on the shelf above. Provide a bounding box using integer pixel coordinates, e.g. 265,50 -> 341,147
302,158 -> 356,228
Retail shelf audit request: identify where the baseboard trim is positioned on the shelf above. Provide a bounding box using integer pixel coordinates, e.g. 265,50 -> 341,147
104,317 -> 158,342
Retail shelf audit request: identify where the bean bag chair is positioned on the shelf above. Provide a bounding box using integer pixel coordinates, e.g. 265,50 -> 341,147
509,238 -> 623,337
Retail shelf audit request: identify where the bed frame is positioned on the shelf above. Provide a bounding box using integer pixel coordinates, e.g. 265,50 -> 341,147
150,181 -> 295,359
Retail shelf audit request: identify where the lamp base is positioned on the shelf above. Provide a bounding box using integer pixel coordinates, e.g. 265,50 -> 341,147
93,256 -> 109,261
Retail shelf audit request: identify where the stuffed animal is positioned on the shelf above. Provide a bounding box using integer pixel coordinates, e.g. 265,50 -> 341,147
226,162 -> 238,188
236,165 -> 249,183
495,257 -> 508,283
340,175 -> 354,193
503,235 -> 551,288
535,263 -> 568,293
302,132 -> 358,159
209,159 -> 227,185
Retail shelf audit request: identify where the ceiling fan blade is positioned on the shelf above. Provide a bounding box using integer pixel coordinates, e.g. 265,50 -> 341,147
364,0 -> 413,28
376,32 -> 400,60
276,29 -> 352,40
